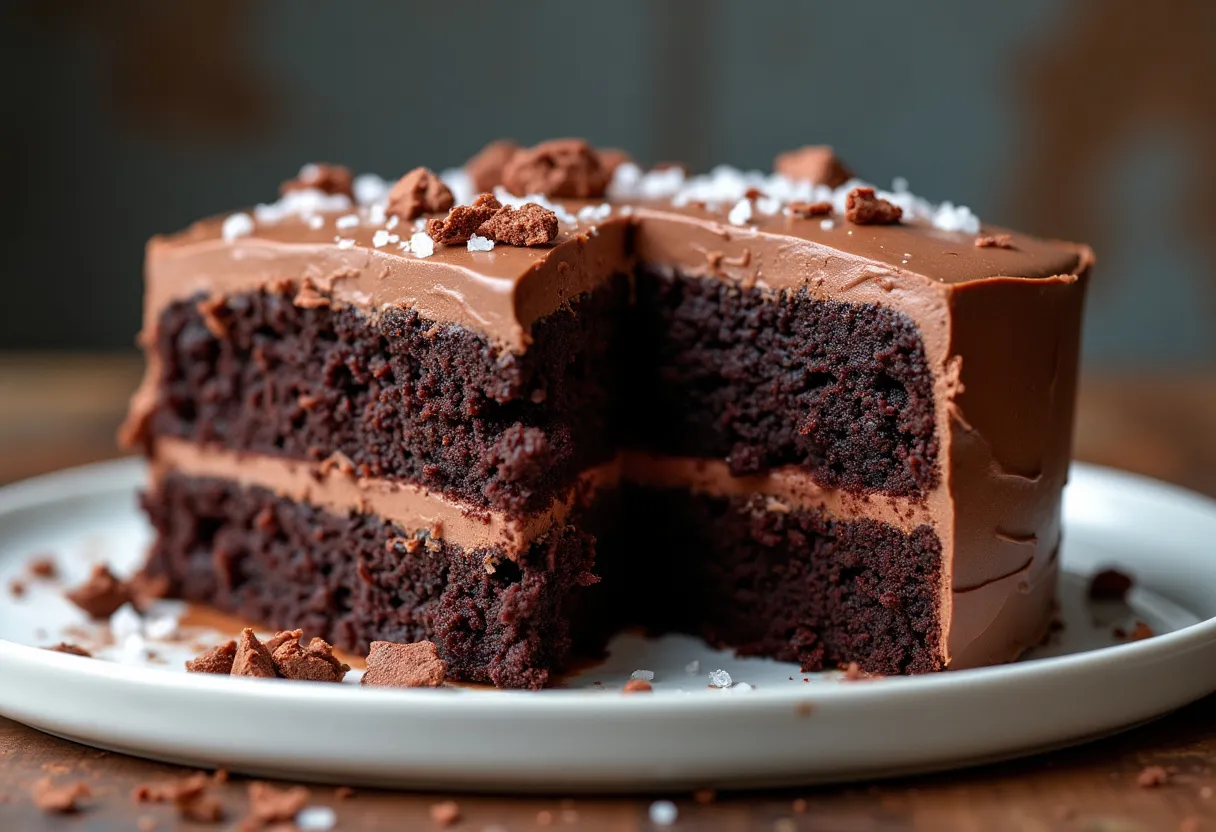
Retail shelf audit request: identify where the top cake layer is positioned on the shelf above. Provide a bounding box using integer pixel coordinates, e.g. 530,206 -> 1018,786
144,149 -> 1088,353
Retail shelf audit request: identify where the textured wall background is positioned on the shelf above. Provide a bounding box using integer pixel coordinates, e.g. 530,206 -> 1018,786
2,0 -> 1213,368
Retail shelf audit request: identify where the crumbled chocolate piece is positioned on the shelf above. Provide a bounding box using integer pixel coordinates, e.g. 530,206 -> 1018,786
841,661 -> 884,681
478,203 -> 559,247
430,800 -> 461,827
1129,621 -> 1155,641
386,167 -> 454,220
244,782 -> 309,827
361,640 -> 447,688
466,139 -> 519,192
179,791 -> 224,824
9,579 -> 25,598
186,640 -> 237,675
1137,765 -> 1170,787
272,636 -> 350,682
66,564 -> 132,619
975,233 -> 1014,249
774,145 -> 853,187
622,679 -> 653,694
845,187 -> 902,225
263,629 -> 304,653
280,163 -> 354,198
597,148 -> 632,176
46,642 -> 92,658
427,193 -> 502,245
788,200 -> 832,219
1088,568 -> 1134,602
28,555 -> 58,579
231,629 -> 277,678
31,778 -> 91,813
501,138 -> 609,198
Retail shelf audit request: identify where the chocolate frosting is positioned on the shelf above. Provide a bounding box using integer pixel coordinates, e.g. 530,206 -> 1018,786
131,164 -> 1093,672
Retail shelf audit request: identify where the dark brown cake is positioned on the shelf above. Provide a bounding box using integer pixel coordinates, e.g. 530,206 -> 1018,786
123,140 -> 1093,688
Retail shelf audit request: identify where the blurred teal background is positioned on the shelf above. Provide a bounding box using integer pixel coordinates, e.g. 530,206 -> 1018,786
2,0 -> 1213,369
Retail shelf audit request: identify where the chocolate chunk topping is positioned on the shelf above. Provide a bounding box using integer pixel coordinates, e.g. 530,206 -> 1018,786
186,640 -> 237,674
787,200 -> 832,219
774,145 -> 853,187
478,203 -> 559,247
845,187 -> 903,225
361,640 -> 447,688
46,642 -> 92,658
975,233 -> 1014,249
1088,568 -> 1133,602
271,635 -> 350,682
501,138 -> 609,198
466,139 -> 519,192
427,193 -> 503,245
66,564 -> 133,619
230,628 -> 277,678
31,778 -> 91,813
279,163 -> 354,198
386,167 -> 455,220
244,782 -> 309,826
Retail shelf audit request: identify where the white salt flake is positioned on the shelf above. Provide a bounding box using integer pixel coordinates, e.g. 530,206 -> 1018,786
254,189 -> 351,223
372,229 -> 399,248
467,234 -> 495,252
385,214 -> 400,231
731,682 -> 754,694
109,603 -> 143,641
295,806 -> 337,831
630,669 -> 655,682
143,611 -> 179,641
366,202 -> 387,226
353,173 -> 390,205
335,214 -> 359,230
727,199 -> 752,226
708,669 -> 733,688
684,660 -> 699,675
335,237 -> 356,250
221,212 -> 254,242
892,176 -> 910,193
820,219 -> 835,230
307,215 -> 324,230
577,203 -> 612,224
410,232 -> 434,258
649,800 -> 678,826
114,633 -> 149,665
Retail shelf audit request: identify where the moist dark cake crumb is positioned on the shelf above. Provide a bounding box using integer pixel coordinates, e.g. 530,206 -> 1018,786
66,564 -> 132,619
975,233 -> 1014,249
45,642 -> 92,658
362,641 -> 447,688
501,138 -> 609,198
186,641 -> 237,674
279,163 -> 353,198
845,187 -> 902,225
231,629 -> 276,678
386,167 -> 454,220
466,139 -> 519,192
1088,568 -> 1134,601
479,202 -> 559,246
31,778 -> 91,813
430,800 -> 461,827
774,145 -> 853,187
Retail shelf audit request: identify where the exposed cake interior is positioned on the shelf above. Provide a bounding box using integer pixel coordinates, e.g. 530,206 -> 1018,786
128,151 -> 1090,688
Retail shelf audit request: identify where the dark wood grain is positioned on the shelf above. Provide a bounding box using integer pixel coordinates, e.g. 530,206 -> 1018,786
2,354 -> 1215,831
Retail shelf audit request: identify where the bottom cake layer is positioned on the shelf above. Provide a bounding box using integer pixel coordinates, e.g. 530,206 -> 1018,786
141,473 -> 946,688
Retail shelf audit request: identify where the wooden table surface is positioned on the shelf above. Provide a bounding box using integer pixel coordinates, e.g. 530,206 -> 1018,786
2,353 -> 1216,832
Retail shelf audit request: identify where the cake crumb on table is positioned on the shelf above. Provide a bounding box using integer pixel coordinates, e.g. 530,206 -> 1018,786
622,679 -> 653,694
1088,568 -> 1134,601
66,564 -> 133,619
244,782 -> 310,827
45,642 -> 92,657
429,800 -> 461,826
30,777 -> 91,813
1137,765 -> 1170,787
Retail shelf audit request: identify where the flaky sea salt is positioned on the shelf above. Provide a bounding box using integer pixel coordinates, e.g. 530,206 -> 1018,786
353,173 -> 389,205
295,806 -> 337,831
577,203 -> 612,224
684,660 -> 699,675
386,214 -> 399,231
307,215 -> 324,230
732,682 -> 754,693
467,234 -> 494,252
143,610 -> 179,641
630,669 -> 655,682
221,212 -> 254,242
372,229 -> 399,248
254,189 -> 351,223
114,633 -> 149,665
410,232 -> 435,258
820,219 -> 835,230
109,603 -> 142,641
335,214 -> 359,230
892,176 -> 910,193
366,202 -> 387,226
708,669 -> 733,688
727,198 -> 752,226
649,800 -> 678,826
335,238 -> 356,250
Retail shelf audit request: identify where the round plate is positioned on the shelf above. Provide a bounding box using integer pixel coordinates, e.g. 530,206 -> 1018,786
1,459 -> 1214,792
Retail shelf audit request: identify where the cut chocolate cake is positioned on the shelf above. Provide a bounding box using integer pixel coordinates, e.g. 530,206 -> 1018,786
122,141 -> 1092,688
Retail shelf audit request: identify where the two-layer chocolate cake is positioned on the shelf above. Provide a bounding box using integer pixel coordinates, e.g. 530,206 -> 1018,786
122,140 -> 1092,688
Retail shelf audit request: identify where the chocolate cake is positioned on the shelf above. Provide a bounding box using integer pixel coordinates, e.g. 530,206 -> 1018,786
122,141 -> 1092,688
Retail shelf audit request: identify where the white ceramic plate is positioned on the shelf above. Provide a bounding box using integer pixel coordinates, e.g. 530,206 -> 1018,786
1,458 -> 1214,792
